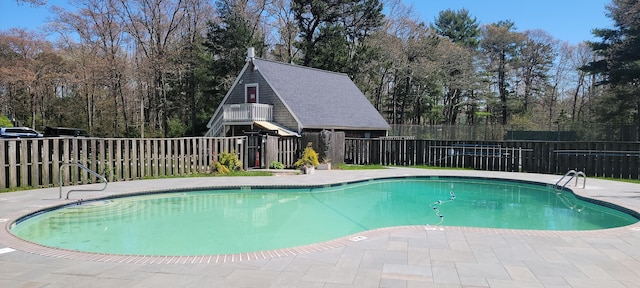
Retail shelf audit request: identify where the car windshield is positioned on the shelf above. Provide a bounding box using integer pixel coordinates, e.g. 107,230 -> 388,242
6,128 -> 38,134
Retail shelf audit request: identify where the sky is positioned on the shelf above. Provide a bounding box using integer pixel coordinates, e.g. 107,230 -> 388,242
0,0 -> 614,45
404,0 -> 613,44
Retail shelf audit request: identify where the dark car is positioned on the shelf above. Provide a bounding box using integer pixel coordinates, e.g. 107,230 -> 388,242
44,127 -> 89,137
0,127 -> 44,138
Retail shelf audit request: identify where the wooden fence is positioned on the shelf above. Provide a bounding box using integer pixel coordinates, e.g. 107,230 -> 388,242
275,136 -> 301,168
345,138 -> 640,179
1,137 -> 246,189
3,136 -> 640,190
264,132 -> 344,168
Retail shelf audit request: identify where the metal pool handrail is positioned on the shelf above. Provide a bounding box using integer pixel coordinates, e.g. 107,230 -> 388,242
59,162 -> 108,199
555,169 -> 586,189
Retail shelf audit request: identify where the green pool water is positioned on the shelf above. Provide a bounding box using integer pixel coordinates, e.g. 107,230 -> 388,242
11,177 -> 638,256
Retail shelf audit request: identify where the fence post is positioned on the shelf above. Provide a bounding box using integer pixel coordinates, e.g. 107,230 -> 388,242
518,147 -> 522,172
242,136 -> 248,171
7,141 -> 17,188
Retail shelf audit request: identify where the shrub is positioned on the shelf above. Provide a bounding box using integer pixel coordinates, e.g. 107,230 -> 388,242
167,116 -> 188,137
212,150 -> 242,174
269,161 -> 285,169
213,162 -> 230,174
0,116 -> 13,127
293,143 -> 319,169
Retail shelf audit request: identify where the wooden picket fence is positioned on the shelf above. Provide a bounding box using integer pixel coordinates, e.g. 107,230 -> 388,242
345,138 -> 640,179
270,136 -> 301,168
1,137 -> 246,189
3,136 -> 640,190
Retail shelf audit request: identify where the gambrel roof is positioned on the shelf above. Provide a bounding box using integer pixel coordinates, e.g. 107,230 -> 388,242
252,58 -> 389,131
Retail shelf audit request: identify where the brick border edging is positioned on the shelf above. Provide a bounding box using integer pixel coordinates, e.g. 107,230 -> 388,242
2,173 -> 639,264
3,221 -> 639,264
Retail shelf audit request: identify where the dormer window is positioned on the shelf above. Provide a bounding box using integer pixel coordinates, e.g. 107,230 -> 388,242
246,84 -> 258,103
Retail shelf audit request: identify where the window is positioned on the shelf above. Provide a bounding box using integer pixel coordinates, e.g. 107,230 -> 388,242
246,84 -> 258,103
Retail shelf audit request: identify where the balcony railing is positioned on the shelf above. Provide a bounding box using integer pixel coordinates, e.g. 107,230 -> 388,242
223,103 -> 273,122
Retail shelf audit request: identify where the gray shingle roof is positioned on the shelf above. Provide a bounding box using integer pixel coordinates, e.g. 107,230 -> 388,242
253,58 -> 390,130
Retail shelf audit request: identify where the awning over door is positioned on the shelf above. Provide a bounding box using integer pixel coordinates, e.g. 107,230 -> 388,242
253,121 -> 300,137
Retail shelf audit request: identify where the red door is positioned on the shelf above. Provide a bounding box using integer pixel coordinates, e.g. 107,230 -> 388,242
246,86 -> 257,103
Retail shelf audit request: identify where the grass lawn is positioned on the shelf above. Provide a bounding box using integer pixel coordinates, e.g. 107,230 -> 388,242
336,163 -> 387,170
593,177 -> 640,184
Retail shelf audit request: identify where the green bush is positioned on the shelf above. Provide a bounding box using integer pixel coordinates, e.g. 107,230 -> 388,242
269,161 -> 285,169
294,143 -> 319,168
213,162 -> 230,174
0,116 -> 13,127
167,116 -> 188,137
212,150 -> 242,174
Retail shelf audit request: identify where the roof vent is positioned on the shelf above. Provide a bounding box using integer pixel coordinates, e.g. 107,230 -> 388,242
247,47 -> 255,62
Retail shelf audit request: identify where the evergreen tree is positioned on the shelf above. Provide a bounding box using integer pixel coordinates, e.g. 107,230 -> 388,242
292,0 -> 383,76
203,0 -> 265,109
432,9 -> 482,125
481,20 -> 525,125
431,9 -> 481,49
583,0 -> 640,140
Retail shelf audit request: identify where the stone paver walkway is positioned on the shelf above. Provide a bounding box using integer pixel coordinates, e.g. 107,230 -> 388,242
1,168 -> 639,287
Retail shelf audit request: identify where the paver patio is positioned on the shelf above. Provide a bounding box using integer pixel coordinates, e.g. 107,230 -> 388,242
1,168 -> 639,287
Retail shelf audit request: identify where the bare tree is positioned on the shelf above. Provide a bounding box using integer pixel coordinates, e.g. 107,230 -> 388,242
0,28 -> 56,129
518,29 -> 555,114
50,0 -> 130,136
16,0 -> 47,6
267,0 -> 299,62
117,0 -> 187,136
569,43 -> 597,123
537,41 -> 570,130
437,39 -> 475,125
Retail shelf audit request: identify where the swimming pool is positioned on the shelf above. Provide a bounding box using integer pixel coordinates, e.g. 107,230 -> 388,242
10,177 -> 639,256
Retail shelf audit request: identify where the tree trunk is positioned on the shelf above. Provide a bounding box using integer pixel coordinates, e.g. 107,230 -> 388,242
374,66 -> 387,111
399,75 -> 411,125
29,89 -> 36,129
498,52 -> 508,125
636,98 -> 640,141
188,67 -> 196,136
571,71 -> 584,123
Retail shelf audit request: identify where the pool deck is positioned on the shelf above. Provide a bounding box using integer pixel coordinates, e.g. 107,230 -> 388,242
1,168 -> 639,288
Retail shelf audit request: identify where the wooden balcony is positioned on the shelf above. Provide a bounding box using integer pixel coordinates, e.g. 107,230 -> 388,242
223,103 -> 272,122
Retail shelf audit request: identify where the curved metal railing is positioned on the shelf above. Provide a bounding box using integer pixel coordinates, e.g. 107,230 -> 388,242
555,169 -> 587,190
59,162 -> 108,199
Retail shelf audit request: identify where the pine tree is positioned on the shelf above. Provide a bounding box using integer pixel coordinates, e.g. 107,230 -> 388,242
203,0 -> 266,110
583,0 -> 640,140
291,0 -> 383,76
431,9 -> 481,49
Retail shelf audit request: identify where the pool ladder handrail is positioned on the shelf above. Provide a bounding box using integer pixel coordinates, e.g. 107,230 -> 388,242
555,169 -> 586,190
59,162 -> 108,199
